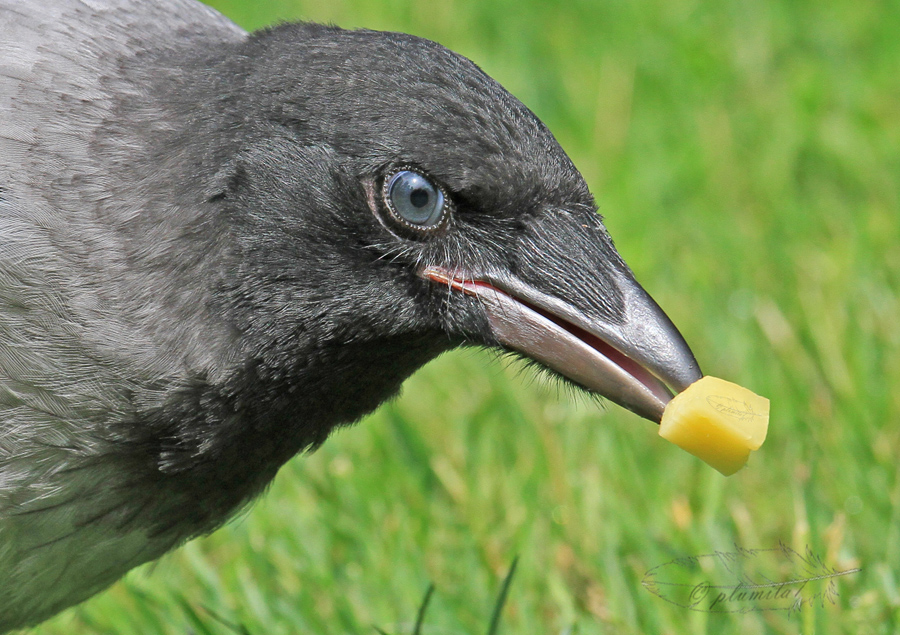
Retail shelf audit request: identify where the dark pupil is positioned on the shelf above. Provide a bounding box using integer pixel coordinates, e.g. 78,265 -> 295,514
409,188 -> 430,208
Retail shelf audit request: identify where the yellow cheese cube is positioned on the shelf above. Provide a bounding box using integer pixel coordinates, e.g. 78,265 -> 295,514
659,376 -> 769,476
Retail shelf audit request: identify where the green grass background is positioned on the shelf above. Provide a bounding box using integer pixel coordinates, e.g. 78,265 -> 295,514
32,0 -> 899,633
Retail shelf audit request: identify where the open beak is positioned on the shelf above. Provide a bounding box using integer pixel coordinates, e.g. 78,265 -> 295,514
423,266 -> 700,422
420,212 -> 701,423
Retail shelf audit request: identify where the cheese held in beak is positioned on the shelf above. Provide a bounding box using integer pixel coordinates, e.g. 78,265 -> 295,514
659,376 -> 769,475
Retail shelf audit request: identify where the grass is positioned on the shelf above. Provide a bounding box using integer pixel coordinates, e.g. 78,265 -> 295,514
30,0 -> 900,633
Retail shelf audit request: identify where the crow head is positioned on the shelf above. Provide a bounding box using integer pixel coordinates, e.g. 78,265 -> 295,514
194,23 -> 700,434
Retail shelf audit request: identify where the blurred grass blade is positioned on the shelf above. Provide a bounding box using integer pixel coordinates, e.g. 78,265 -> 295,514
174,595 -> 218,635
487,556 -> 518,635
413,583 -> 436,635
202,604 -> 252,634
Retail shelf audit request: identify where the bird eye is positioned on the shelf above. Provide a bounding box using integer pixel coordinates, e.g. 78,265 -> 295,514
385,170 -> 447,230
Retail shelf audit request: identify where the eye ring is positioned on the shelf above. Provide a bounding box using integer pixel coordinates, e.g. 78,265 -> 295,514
380,167 -> 451,237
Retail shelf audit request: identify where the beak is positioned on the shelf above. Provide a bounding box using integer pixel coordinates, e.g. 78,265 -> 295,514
420,210 -> 702,423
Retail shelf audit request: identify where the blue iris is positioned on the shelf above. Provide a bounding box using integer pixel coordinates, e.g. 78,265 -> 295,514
387,170 -> 445,227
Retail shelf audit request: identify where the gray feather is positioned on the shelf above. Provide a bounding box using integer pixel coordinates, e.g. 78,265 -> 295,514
0,1 -> 246,627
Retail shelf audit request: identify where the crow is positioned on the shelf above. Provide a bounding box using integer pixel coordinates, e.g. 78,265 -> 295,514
0,0 -> 701,629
